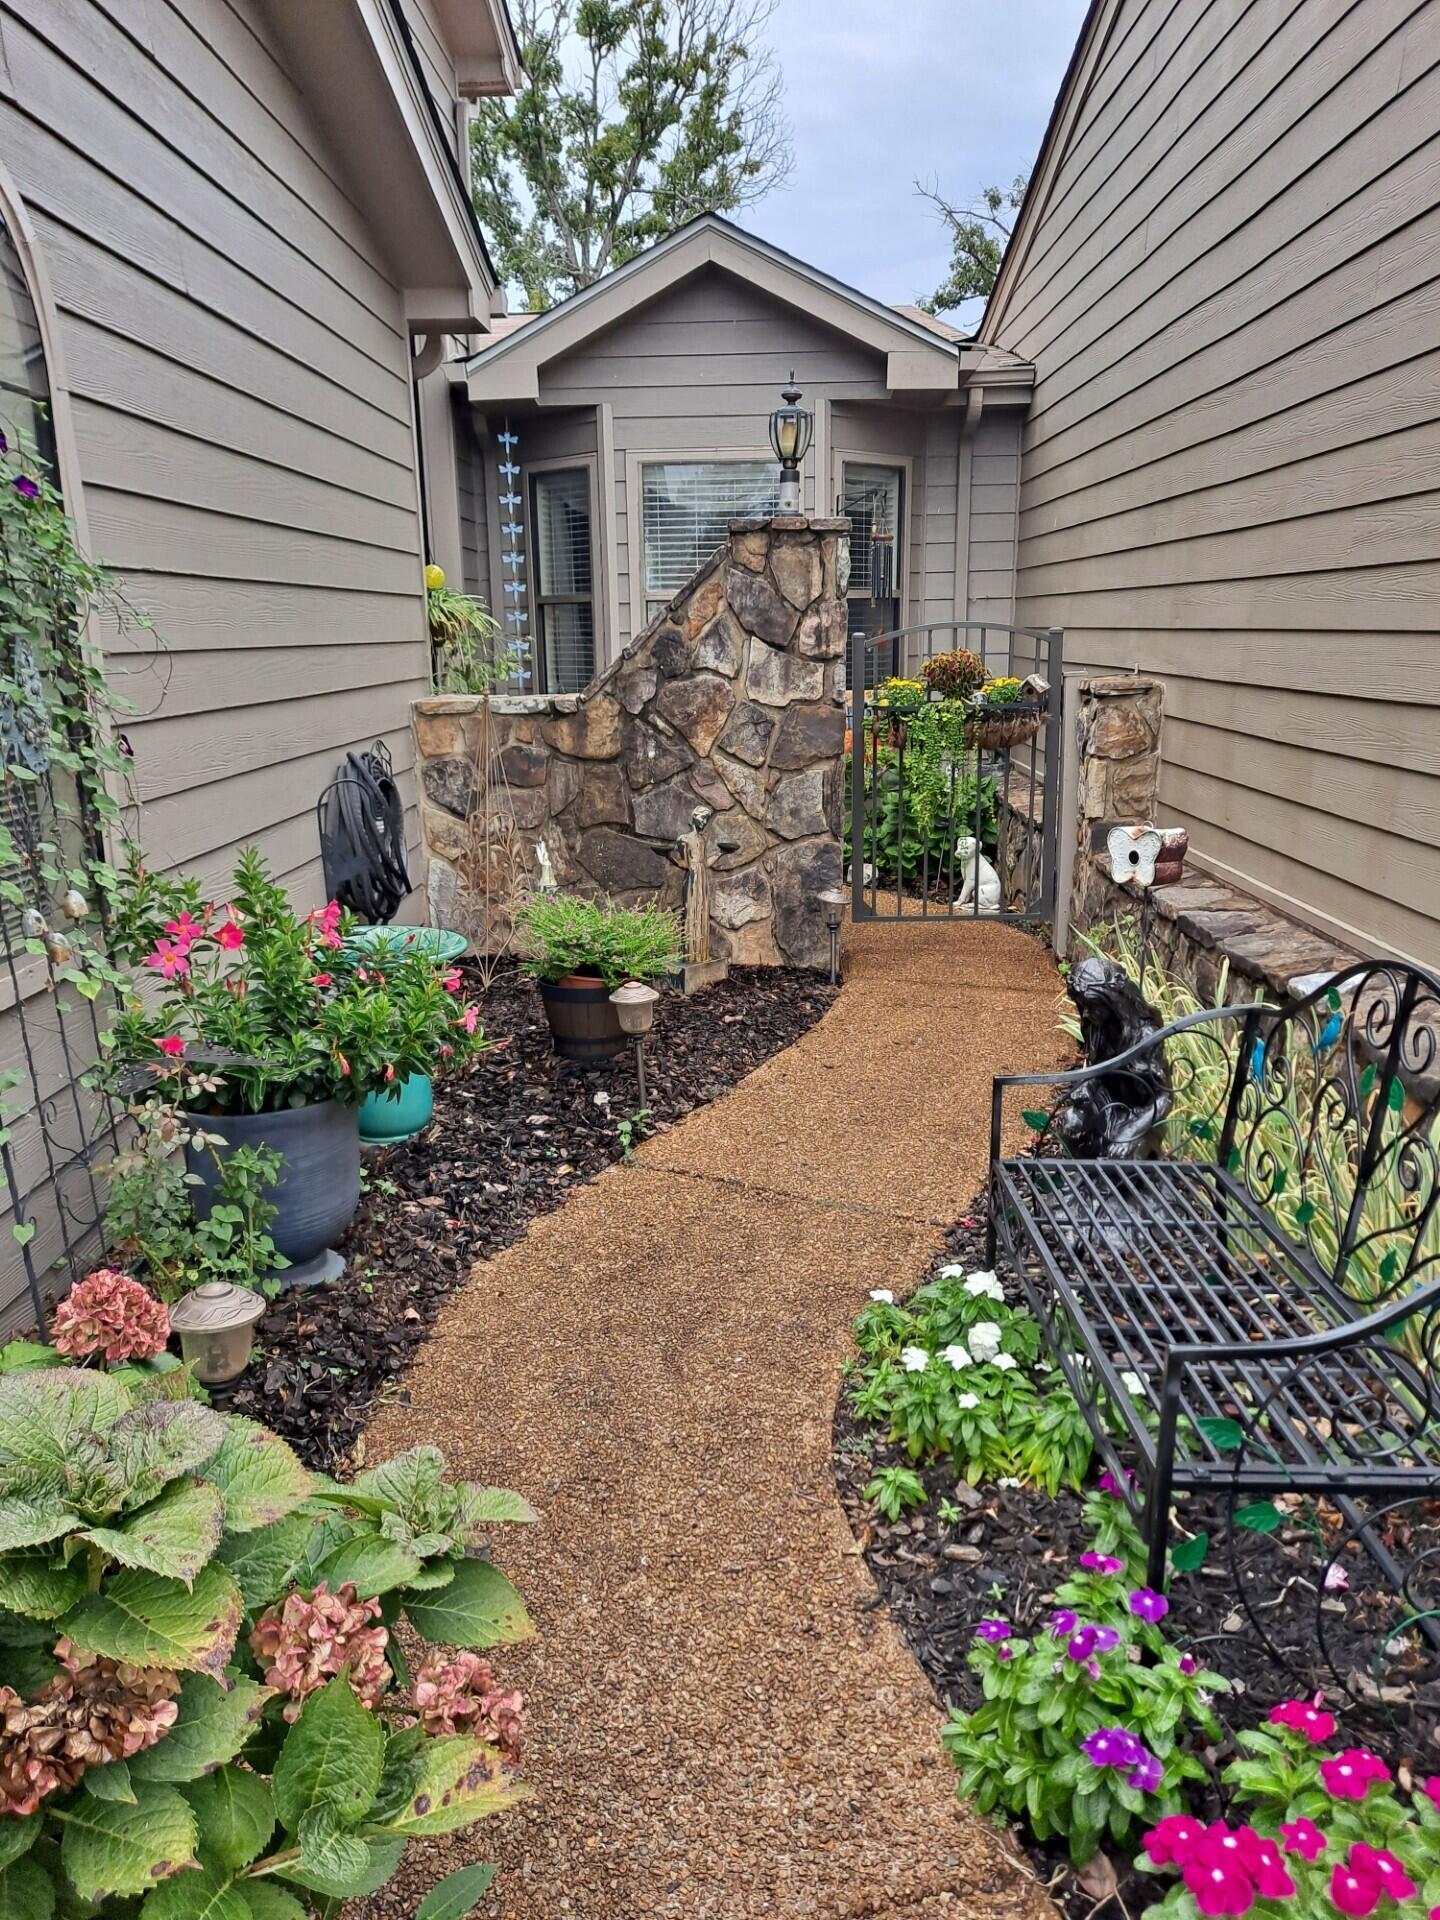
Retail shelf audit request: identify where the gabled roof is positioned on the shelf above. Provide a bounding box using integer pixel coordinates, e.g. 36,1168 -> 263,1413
465,215 -> 975,403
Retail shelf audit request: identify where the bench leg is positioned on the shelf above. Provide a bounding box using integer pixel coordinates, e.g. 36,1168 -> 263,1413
1146,1377 -> 1181,1593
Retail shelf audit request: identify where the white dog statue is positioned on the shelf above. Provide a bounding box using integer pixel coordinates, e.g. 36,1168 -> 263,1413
955,835 -> 1002,914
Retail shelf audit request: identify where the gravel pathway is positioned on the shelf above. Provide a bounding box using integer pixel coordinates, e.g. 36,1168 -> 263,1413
358,920 -> 1068,1920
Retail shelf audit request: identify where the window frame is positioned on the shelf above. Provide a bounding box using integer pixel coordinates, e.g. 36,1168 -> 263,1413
836,454 -> 911,610
525,454 -> 599,696
625,446 -> 783,640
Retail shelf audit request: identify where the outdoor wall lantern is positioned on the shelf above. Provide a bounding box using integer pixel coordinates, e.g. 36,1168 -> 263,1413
818,886 -> 848,986
769,373 -> 813,515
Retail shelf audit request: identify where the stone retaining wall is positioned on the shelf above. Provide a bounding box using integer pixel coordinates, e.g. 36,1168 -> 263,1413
414,516 -> 848,970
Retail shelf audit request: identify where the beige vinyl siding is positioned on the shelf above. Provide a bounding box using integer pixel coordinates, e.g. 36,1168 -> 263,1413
400,0 -> 467,167
0,0 -> 431,914
456,397 -> 492,606
987,0 -> 1440,966
539,267 -> 895,654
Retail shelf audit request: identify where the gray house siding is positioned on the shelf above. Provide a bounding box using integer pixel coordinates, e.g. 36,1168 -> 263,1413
0,0 -> 442,1326
0,0 -> 432,912
985,0 -> 1440,965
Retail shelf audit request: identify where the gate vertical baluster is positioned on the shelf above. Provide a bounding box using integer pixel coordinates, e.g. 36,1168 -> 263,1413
848,630 -> 867,921
1038,628 -> 1064,922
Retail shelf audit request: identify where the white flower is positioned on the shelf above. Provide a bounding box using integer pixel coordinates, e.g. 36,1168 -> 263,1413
956,1392 -> 980,1410
593,1090 -> 611,1107
1120,1370 -> 1145,1396
969,1321 -> 1003,1362
963,1271 -> 1005,1301
868,1288 -> 895,1305
900,1346 -> 929,1372
938,1262 -> 966,1278
992,1352 -> 1018,1372
942,1344 -> 972,1371
997,1475 -> 1022,1488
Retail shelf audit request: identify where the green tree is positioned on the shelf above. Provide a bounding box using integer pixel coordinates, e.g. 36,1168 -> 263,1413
917,173 -> 1029,321
471,0 -> 791,309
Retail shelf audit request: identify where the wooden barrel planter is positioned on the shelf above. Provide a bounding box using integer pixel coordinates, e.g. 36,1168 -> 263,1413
538,973 -> 627,1060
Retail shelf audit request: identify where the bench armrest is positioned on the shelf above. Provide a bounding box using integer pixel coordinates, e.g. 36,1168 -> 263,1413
1164,1273 -> 1440,1371
989,1002 -> 1273,1165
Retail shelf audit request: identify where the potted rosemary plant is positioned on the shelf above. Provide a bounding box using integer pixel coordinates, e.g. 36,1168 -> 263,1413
518,894 -> 681,1060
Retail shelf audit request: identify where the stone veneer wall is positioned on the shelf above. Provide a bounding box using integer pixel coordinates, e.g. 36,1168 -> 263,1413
1068,674 -> 1368,1003
413,516 -> 848,971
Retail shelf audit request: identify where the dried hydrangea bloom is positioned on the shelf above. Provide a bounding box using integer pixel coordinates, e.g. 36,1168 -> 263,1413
51,1268 -> 171,1363
413,1651 -> 524,1762
249,1581 -> 391,1721
0,1638 -> 179,1815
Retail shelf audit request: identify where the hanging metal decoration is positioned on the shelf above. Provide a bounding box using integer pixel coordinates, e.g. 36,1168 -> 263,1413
496,421 -> 528,683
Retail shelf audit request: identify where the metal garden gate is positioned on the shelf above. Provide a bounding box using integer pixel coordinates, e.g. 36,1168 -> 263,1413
847,622 -> 1064,925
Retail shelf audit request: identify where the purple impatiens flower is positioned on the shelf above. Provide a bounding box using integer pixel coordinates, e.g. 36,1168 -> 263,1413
11,474 -> 38,501
1128,1751 -> 1163,1793
1129,1587 -> 1170,1623
1081,1727 -> 1144,1769
1066,1624 -> 1120,1662
1048,1609 -> 1079,1638
1079,1551 -> 1124,1575
973,1619 -> 1011,1644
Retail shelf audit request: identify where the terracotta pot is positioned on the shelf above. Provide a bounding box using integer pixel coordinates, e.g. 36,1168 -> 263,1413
538,972 -> 626,1061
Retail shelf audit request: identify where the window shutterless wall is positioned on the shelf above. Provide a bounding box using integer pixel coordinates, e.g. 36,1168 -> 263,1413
526,456 -> 598,693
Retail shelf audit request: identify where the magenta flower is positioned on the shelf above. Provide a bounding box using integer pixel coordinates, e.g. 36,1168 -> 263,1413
1048,1609 -> 1078,1637
144,938 -> 190,982
214,915 -> 245,951
1279,1819 -> 1327,1862
164,912 -> 204,949
1243,1834 -> 1296,1900
1350,1845 -> 1416,1902
1097,1468 -> 1134,1496
1128,1751 -> 1163,1793
1269,1697 -> 1336,1744
154,1034 -> 185,1058
1330,1860 -> 1382,1918
1143,1814 -> 1207,1867
52,1270 -> 170,1363
309,972 -> 332,988
973,1619 -> 1011,1644
1322,1748 -> 1391,1800
1129,1587 -> 1169,1623
461,1004 -> 480,1035
1081,1726 -> 1144,1769
1179,1653 -> 1199,1676
1182,1843 -> 1256,1917
1422,1776 -> 1440,1813
1079,1552 -> 1123,1574
441,968 -> 463,992
12,475 -> 38,501
1066,1623 -> 1119,1662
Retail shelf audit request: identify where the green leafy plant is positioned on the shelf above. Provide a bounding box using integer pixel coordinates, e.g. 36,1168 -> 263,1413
974,675 -> 1024,707
518,892 -> 681,990
427,585 -> 519,694
614,1108 -> 651,1161
844,747 -> 997,886
0,1344 -> 536,1918
848,1266 -> 1093,1496
921,649 -> 986,700
104,849 -> 486,1112
861,1464 -> 926,1522
943,1489 -> 1226,1865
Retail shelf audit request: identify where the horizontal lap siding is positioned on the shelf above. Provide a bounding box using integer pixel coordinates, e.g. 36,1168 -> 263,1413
0,0 -> 432,1325
989,0 -> 1440,965
541,268 -> 893,654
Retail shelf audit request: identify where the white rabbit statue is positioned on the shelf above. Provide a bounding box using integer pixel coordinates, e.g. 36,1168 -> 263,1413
954,835 -> 1002,914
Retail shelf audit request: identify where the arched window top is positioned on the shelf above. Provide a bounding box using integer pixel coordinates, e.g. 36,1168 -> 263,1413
0,204 -> 53,477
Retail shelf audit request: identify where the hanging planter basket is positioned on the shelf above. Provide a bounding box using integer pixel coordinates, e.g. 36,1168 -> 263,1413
965,696 -> 1047,752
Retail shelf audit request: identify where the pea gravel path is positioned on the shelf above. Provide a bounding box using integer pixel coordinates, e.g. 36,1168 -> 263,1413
359,920 -> 1068,1920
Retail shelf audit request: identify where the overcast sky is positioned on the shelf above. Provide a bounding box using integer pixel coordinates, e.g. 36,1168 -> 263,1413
739,0 -> 1089,329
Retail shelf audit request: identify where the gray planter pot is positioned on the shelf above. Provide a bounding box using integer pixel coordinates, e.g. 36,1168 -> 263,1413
185,1099 -> 360,1288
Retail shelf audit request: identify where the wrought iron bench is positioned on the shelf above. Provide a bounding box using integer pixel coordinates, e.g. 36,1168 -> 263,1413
987,960 -> 1440,1599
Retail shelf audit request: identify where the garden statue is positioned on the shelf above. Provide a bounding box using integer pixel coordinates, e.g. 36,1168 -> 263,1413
955,835 -> 1002,914
534,838 -> 557,894
1052,956 -> 1172,1158
674,804 -> 716,966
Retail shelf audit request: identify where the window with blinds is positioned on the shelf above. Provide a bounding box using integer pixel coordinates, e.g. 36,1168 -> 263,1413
641,459 -> 780,618
843,462 -> 902,600
530,467 -> 595,693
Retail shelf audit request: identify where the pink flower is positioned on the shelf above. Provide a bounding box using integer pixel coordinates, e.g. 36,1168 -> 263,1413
308,901 -> 343,950
1279,1819 -> 1327,1862
438,1044 -> 453,1058
144,938 -> 189,981
1243,1835 -> 1296,1900
309,973 -> 332,988
1078,1551 -> 1124,1574
1143,1814 -> 1208,1867
154,1035 -> 185,1058
249,1582 -> 390,1722
1330,1861 -> 1382,1918
164,912 -> 204,949
1322,1749 -> 1390,1800
213,914 -> 244,950
1179,1654 -> 1199,1676
337,1053 -> 351,1077
413,1652 -> 523,1762
1422,1777 -> 1440,1813
441,969 -> 463,993
461,1005 -> 479,1036
1349,1845 -> 1416,1902
384,1063 -> 395,1083
1269,1698 -> 1337,1744
1182,1840 -> 1255,1917
52,1270 -> 170,1363
1325,1563 -> 1349,1591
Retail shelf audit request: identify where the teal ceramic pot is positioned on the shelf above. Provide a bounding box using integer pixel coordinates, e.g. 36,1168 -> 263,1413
358,1073 -> 434,1143
344,925 -> 467,963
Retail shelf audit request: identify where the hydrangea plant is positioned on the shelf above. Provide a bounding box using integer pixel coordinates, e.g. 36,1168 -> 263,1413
0,1359 -> 534,1918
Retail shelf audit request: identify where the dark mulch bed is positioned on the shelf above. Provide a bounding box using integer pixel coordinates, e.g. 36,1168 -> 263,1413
228,962 -> 835,1470
832,1196 -> 1440,1916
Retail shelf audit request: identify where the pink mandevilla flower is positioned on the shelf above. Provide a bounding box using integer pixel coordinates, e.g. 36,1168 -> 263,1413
1330,1860 -> 1383,1918
309,973 -> 332,989
144,938 -> 189,981
52,1270 -> 170,1363
412,1652 -> 524,1762
1279,1819 -> 1327,1862
154,1035 -> 185,1058
441,969 -> 463,993
213,914 -> 244,950
164,912 -> 204,949
1269,1698 -> 1337,1744
1321,1749 -> 1391,1801
461,1005 -> 479,1035
249,1582 -> 390,1722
